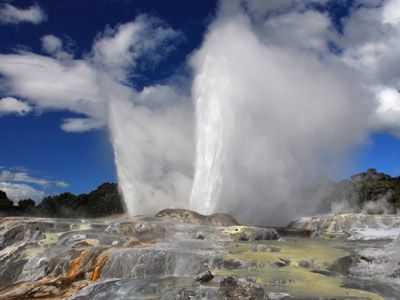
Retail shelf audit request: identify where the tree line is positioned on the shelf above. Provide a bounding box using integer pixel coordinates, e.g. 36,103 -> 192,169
0,183 -> 124,218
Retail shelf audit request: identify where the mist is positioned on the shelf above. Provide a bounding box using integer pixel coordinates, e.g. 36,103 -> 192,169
189,2 -> 369,224
107,1 -> 394,225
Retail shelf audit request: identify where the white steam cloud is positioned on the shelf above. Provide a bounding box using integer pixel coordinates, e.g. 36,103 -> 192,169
190,4 -> 368,224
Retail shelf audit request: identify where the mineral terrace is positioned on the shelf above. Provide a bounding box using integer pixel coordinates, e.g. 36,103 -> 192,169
0,209 -> 399,299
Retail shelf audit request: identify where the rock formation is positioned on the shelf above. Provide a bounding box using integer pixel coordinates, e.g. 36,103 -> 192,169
0,209 -> 398,299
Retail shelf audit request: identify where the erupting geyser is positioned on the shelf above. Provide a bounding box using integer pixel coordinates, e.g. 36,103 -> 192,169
189,53 -> 231,215
104,1 -> 376,224
188,4 -> 368,224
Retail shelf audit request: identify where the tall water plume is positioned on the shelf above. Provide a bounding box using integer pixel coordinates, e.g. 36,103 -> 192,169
189,4 -> 369,224
189,54 -> 232,214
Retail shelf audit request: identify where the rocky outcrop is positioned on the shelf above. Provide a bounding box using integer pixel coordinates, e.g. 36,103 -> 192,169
328,169 -> 400,214
220,277 -> 266,299
289,213 -> 400,240
155,208 -> 240,226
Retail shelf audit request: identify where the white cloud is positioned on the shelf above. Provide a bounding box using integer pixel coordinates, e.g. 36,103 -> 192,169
41,34 -> 73,60
0,167 -> 68,203
0,15 -> 181,133
0,97 -> 32,116
382,0 -> 400,25
60,118 -> 104,132
91,15 -> 181,81
55,181 -> 69,188
0,4 -> 46,25
242,0 -> 329,20
0,53 -> 104,132
0,182 -> 45,202
0,170 -> 49,187
41,35 -> 62,54
0,169 -> 69,189
372,87 -> 400,136
261,10 -> 334,52
337,1 -> 400,135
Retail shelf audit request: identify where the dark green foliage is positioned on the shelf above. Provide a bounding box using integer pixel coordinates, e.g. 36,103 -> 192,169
329,168 -> 400,212
350,169 -> 400,210
0,190 -> 13,211
18,199 -> 35,210
83,183 -> 124,217
0,183 -> 124,218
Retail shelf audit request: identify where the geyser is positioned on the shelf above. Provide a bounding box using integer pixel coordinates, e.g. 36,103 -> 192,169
189,4 -> 368,224
96,2 -> 374,224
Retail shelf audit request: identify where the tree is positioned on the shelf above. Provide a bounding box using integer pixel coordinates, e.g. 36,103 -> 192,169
18,199 -> 35,210
0,190 -> 14,211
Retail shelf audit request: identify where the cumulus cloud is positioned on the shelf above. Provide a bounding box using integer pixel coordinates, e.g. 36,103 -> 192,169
41,35 -> 72,60
42,35 -> 62,54
260,10 -> 334,52
0,170 -> 49,187
0,15 -> 182,133
0,167 -> 69,203
0,97 -> 32,116
372,87 -> 400,136
91,15 -> 182,81
0,3 -> 46,25
0,53 -> 104,132
55,181 -> 69,188
0,182 -> 45,202
382,0 -> 400,25
337,0 -> 400,135
0,169 -> 69,189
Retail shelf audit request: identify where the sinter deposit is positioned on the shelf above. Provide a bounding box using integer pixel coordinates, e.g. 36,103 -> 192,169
0,209 -> 399,299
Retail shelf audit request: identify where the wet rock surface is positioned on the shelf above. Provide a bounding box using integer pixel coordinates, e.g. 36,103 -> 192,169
0,210 -> 398,299
289,213 -> 400,240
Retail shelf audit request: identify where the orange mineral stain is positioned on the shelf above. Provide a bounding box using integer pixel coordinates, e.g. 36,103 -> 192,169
67,250 -> 88,278
91,256 -> 109,281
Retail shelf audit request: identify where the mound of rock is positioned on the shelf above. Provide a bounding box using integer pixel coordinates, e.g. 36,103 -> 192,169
289,213 -> 400,240
155,208 -> 240,226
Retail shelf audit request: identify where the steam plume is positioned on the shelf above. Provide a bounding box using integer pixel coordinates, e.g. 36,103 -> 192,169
190,2 -> 369,224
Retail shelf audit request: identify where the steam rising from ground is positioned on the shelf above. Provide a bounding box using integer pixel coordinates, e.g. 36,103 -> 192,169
92,18 -> 194,216
108,84 -> 194,215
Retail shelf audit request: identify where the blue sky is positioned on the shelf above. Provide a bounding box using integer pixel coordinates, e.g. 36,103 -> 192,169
0,0 -> 400,202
